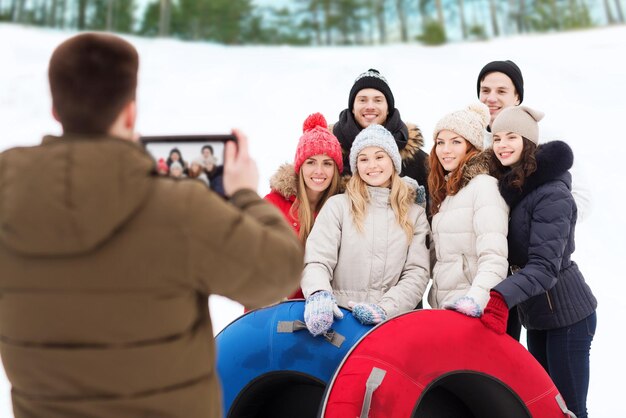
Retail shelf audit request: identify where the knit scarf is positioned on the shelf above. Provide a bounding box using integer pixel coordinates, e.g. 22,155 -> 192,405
333,108 -> 409,174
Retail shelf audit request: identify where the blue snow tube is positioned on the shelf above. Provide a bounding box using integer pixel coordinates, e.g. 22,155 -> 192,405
215,300 -> 371,418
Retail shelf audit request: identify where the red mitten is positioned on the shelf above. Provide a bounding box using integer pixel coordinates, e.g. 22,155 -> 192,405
480,291 -> 509,335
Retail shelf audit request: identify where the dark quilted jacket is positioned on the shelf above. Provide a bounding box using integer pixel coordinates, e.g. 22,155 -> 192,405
493,141 -> 597,330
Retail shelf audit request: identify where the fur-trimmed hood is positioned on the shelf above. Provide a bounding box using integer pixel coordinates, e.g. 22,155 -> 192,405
499,140 -> 573,209
459,151 -> 492,189
402,122 -> 426,161
269,163 -> 298,200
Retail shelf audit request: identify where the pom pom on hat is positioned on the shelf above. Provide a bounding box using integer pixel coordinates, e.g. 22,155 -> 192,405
492,105 -> 544,145
294,113 -> 344,174
433,102 -> 491,150
349,124 -> 402,174
303,112 -> 328,133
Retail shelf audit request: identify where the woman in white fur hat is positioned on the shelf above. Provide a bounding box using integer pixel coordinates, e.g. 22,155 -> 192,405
300,124 -> 431,337
427,103 -> 509,317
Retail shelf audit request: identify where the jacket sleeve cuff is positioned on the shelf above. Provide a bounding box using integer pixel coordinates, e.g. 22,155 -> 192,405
229,188 -> 261,208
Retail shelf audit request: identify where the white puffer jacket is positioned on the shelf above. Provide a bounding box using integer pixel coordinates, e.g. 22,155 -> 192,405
301,185 -> 431,318
428,152 -> 509,310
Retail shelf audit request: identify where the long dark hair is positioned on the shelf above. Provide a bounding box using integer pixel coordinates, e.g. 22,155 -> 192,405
488,136 -> 537,190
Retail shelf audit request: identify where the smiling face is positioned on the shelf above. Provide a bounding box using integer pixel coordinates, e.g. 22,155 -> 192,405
479,72 -> 520,126
492,131 -> 524,166
352,88 -> 389,128
356,146 -> 394,187
301,155 -> 336,198
435,130 -> 469,172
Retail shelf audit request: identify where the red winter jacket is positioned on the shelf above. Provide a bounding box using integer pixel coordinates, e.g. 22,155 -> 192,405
264,164 -> 305,299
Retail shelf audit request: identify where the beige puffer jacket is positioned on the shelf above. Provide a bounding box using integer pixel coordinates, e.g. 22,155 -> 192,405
301,186 -> 431,318
428,152 -> 509,310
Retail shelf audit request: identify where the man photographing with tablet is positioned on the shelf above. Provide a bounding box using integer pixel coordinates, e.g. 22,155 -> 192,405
0,32 -> 303,418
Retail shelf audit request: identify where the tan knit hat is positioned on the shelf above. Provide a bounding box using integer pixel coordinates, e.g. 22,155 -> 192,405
491,105 -> 545,144
433,103 -> 490,150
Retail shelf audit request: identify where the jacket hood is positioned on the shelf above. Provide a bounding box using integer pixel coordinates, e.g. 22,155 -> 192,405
499,140 -> 573,208
402,122 -> 425,162
0,135 -> 155,256
460,151 -> 492,188
269,163 -> 298,200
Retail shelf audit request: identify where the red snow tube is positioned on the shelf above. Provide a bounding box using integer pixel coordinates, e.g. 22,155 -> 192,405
320,310 -> 575,418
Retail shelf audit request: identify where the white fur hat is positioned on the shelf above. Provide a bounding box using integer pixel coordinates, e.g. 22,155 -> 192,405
349,124 -> 402,174
433,103 -> 491,150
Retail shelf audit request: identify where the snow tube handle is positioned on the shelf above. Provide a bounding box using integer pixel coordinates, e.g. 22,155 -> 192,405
555,394 -> 577,417
359,367 -> 386,418
276,320 -> 346,348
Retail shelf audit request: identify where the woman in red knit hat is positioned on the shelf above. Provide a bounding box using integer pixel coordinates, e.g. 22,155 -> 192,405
264,113 -> 344,299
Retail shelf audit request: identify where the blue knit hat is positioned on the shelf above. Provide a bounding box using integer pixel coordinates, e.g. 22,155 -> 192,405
349,124 -> 402,174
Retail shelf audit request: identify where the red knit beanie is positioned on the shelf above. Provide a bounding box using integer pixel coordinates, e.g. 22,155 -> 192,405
293,113 -> 343,173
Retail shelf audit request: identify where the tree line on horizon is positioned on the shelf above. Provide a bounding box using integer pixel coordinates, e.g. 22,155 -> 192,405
1,0 -> 624,45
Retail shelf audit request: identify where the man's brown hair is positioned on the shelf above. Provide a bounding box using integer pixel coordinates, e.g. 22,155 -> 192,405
49,33 -> 139,135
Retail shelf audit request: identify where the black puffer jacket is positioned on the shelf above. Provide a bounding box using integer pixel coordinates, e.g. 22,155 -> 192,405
493,141 -> 597,330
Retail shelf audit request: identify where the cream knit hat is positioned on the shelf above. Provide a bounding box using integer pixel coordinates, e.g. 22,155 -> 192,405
433,103 -> 490,150
491,105 -> 545,144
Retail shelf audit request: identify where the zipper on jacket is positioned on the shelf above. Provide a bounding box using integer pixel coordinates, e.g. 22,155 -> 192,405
546,291 -> 554,313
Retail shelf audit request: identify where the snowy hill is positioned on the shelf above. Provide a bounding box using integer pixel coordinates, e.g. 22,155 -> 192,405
1,22 -> 626,417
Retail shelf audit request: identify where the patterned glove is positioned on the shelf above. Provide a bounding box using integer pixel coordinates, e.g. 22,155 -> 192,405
444,296 -> 483,318
349,302 -> 387,325
480,291 -> 509,335
304,291 -> 344,336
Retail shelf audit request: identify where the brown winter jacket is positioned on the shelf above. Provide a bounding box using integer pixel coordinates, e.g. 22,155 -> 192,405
0,135 -> 304,418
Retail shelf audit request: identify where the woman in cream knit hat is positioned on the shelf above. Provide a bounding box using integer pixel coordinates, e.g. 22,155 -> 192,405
427,103 -> 509,316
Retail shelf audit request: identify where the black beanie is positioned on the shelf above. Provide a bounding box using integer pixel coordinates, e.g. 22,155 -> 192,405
348,69 -> 395,112
476,60 -> 524,103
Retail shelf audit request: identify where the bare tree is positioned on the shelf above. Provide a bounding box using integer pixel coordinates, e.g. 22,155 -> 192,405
395,0 -> 408,42
106,0 -> 115,30
458,0 -> 467,39
77,0 -> 88,29
158,0 -> 170,36
374,0 -> 387,43
11,0 -> 26,22
603,0 -> 616,23
614,0 -> 624,22
488,0 -> 499,36
434,0 -> 443,25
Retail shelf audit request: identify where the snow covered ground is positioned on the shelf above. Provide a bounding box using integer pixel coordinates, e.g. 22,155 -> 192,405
1,23 -> 625,416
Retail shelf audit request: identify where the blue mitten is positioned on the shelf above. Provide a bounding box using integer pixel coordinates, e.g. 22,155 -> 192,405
348,301 -> 387,325
304,291 -> 344,336
444,296 -> 482,318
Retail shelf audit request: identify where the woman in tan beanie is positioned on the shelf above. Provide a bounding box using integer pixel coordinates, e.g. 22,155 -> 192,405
482,105 -> 597,418
427,103 -> 509,317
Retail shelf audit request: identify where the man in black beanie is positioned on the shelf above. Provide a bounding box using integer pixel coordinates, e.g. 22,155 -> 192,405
476,60 -> 524,128
331,69 -> 429,208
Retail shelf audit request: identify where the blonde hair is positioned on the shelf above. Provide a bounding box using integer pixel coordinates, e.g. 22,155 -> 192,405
290,164 -> 341,243
346,171 -> 414,243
